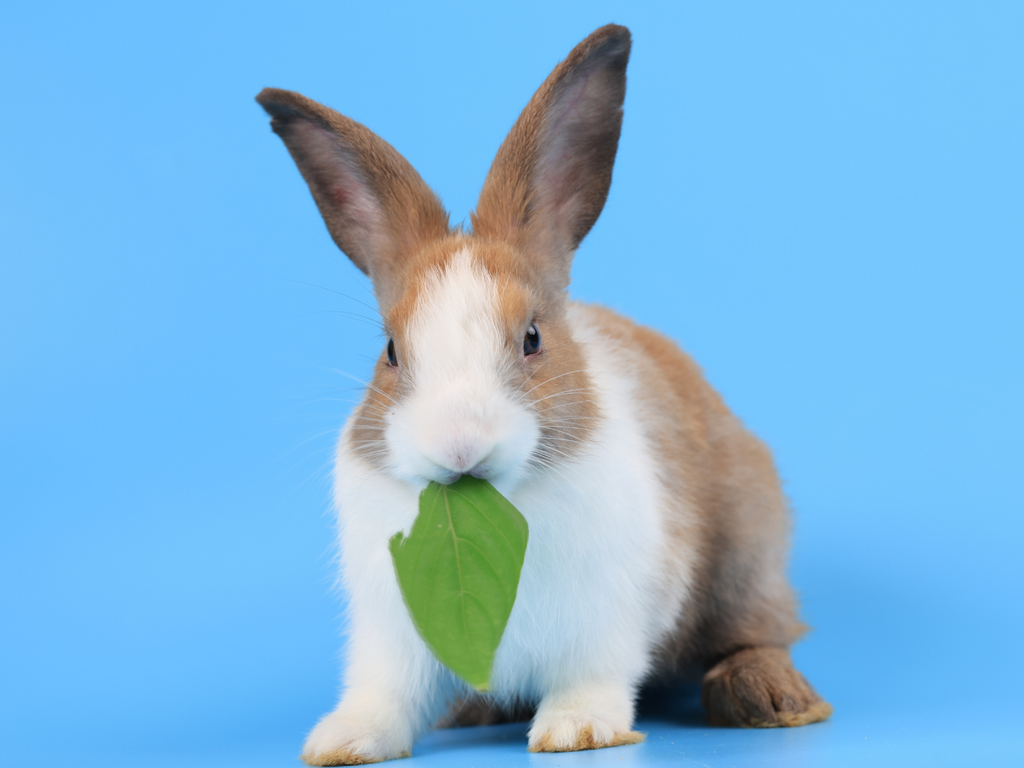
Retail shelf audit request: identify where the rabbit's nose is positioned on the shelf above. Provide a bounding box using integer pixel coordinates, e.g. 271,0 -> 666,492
452,444 -> 493,474
425,449 -> 496,485
433,439 -> 495,476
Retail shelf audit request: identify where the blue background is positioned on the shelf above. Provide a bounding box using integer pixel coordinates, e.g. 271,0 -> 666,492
2,2 -> 1021,766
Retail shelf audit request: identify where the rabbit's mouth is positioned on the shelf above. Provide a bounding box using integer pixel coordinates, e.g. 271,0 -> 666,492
467,464 -> 496,480
418,436 -> 529,485
429,463 -> 496,486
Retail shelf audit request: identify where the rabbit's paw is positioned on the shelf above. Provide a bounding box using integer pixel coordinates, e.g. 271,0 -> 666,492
300,706 -> 412,766
527,685 -> 644,753
702,647 -> 833,728
528,712 -> 644,753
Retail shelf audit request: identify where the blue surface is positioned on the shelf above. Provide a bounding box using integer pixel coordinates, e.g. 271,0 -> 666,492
1,1 -> 1022,766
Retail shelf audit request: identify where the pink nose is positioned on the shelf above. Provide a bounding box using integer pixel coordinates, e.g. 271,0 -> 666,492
450,441 -> 491,471
430,441 -> 495,483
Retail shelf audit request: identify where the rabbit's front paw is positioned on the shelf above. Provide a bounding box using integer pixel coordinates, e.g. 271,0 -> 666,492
527,683 -> 644,753
300,704 -> 413,765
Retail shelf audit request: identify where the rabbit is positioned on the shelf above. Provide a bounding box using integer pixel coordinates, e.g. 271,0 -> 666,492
256,23 -> 832,766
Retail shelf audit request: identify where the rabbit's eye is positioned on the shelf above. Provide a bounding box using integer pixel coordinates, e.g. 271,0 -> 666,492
387,338 -> 398,367
524,324 -> 541,356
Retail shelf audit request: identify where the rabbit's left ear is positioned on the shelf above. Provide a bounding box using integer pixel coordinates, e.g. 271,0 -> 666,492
471,25 -> 630,293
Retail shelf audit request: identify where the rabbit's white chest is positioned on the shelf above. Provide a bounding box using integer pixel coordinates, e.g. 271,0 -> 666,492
486,351 -> 684,696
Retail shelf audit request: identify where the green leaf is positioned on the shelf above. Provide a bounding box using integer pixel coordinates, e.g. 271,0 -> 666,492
388,476 -> 529,691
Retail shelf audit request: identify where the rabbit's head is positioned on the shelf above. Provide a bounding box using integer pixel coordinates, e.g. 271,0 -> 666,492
258,25 -> 630,489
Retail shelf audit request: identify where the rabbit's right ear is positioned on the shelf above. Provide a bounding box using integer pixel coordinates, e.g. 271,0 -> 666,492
256,88 -> 449,306
471,25 -> 631,295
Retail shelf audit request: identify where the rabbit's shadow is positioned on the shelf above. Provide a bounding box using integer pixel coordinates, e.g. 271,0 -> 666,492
636,681 -> 707,726
423,684 -> 707,757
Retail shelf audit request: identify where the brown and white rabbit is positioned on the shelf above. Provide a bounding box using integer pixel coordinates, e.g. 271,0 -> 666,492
257,23 -> 832,766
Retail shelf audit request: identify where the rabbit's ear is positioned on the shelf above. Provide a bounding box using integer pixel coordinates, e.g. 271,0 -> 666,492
257,88 -> 449,305
471,25 -> 630,293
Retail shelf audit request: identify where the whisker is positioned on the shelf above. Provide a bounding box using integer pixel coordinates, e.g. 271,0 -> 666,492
350,417 -> 388,426
301,227 -> 378,303
521,369 -> 586,398
351,409 -> 388,418
286,279 -> 381,318
332,369 -> 397,405
538,399 -> 596,412
301,310 -> 384,329
540,421 -> 598,431
527,455 -> 578,486
519,360 -> 550,391
531,389 -> 593,406
279,427 -> 343,457
350,403 -> 390,415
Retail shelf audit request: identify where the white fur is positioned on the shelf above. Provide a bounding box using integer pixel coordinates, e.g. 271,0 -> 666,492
528,679 -> 636,750
386,249 -> 540,490
303,251 -> 697,763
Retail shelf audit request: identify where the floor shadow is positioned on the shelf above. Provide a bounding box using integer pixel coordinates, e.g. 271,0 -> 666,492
636,681 -> 708,727
439,680 -> 711,734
